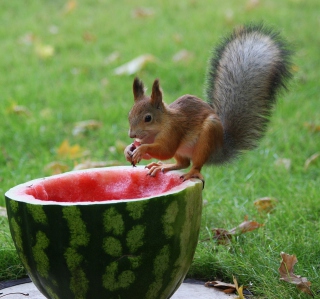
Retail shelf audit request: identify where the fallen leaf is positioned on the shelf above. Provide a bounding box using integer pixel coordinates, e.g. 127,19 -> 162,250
73,160 -> 121,170
173,33 -> 183,44
224,9 -> 234,25
57,140 -> 89,159
254,197 -> 278,213
48,25 -> 59,35
6,103 -> 31,116
291,65 -> 299,73
19,32 -> 36,45
210,228 -> 233,245
205,280 -> 237,294
35,43 -> 55,59
72,120 -> 102,136
208,217 -> 263,244
131,7 -> 155,18
0,207 -> 7,218
233,276 -> 245,299
246,0 -> 260,10
279,252 -> 313,296
83,32 -> 96,42
275,158 -> 291,170
229,218 -> 264,234
304,122 -> 320,132
114,54 -> 156,75
172,49 -> 193,62
63,0 -> 77,14
304,152 -> 320,170
44,161 -> 69,175
104,51 -> 120,65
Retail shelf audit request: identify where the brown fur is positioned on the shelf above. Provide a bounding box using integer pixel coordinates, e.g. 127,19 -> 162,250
124,25 -> 292,181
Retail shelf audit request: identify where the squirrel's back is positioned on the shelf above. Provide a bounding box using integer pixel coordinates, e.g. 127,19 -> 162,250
206,25 -> 292,164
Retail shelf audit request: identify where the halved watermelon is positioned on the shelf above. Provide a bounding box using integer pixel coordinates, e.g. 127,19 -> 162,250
5,166 -> 203,299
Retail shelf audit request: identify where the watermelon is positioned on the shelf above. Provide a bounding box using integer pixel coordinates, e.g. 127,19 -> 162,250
5,166 -> 203,299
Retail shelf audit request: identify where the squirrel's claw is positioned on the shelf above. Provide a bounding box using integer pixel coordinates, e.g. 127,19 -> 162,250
180,170 -> 205,189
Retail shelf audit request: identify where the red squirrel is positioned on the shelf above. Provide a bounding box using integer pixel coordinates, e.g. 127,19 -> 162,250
124,25 -> 292,183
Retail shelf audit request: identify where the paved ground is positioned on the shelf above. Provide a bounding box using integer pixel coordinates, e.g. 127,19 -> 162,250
0,279 -> 236,298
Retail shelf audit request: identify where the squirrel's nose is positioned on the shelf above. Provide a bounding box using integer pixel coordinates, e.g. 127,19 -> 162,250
129,130 -> 136,139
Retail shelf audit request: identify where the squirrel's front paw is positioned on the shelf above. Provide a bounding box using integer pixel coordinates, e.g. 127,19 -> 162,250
131,146 -> 147,165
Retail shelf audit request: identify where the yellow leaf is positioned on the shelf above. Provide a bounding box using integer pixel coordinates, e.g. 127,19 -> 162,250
57,140 -> 89,159
233,276 -> 245,299
63,0 -> 77,14
35,43 -> 55,59
254,197 -> 278,213
44,161 -> 69,175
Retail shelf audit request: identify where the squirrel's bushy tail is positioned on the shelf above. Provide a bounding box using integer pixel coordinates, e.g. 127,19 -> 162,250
206,24 -> 292,164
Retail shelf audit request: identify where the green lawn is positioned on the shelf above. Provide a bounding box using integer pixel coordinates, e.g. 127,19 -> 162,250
1,0 -> 320,298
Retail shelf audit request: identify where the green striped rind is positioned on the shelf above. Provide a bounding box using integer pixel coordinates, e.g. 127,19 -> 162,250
5,179 -> 202,299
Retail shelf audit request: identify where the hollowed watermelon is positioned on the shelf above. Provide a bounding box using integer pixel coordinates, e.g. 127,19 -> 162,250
5,166 -> 203,299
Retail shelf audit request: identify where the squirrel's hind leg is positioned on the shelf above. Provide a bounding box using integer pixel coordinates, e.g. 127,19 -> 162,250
146,155 -> 190,176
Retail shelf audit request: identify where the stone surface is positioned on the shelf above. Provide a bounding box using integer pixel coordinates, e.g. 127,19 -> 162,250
0,280 -> 236,299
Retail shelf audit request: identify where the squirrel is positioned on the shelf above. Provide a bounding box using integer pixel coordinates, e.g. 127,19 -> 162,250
124,25 -> 292,184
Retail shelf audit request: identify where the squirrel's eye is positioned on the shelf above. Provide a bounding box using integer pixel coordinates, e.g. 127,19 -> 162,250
144,115 -> 152,122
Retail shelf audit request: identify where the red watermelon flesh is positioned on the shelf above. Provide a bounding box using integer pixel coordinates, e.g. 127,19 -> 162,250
21,167 -> 183,202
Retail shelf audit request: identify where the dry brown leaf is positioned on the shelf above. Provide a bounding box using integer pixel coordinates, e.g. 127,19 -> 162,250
279,252 -> 313,296
6,103 -> 31,116
209,217 -> 263,244
275,158 -> 291,170
19,33 -> 36,45
104,51 -> 120,65
172,49 -> 193,62
304,122 -> 320,132
205,280 -> 236,294
254,197 -> 278,213
83,32 -> 96,42
304,152 -> 320,170
72,120 -> 102,136
44,161 -> 69,175
246,0 -> 260,10
132,7 -> 155,18
229,218 -> 264,234
57,140 -> 89,159
114,54 -> 156,75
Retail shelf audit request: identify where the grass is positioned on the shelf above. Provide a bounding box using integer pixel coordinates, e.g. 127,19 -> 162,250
0,0 -> 319,297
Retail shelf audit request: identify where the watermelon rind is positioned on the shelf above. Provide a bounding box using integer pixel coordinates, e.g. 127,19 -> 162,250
5,166 -> 203,299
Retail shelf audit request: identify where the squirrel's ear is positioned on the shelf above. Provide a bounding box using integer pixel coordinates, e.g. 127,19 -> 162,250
133,77 -> 145,102
151,79 -> 163,108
